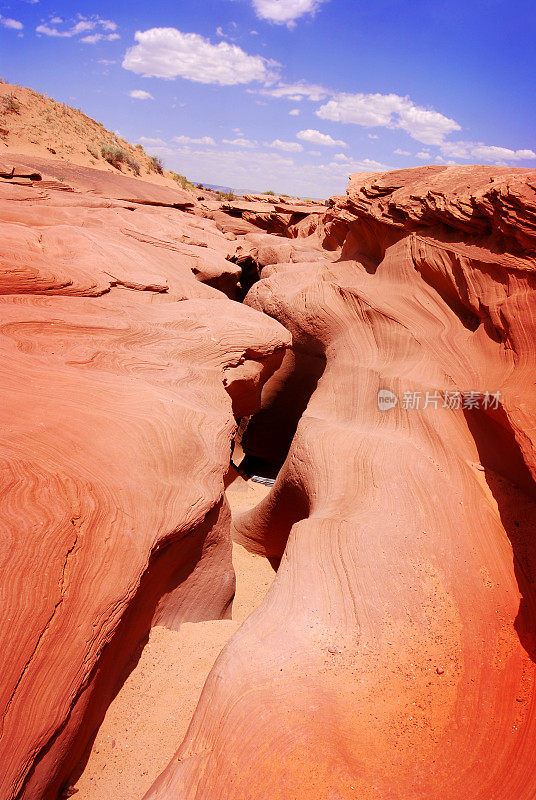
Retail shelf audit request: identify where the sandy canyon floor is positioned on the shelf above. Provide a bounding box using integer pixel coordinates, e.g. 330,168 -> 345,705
73,472 -> 272,800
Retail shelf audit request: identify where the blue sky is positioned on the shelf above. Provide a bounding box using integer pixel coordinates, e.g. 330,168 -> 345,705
1,0 -> 535,196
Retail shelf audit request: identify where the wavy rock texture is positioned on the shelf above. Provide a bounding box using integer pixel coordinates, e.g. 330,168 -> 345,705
146,166 -> 536,799
0,162 -> 291,800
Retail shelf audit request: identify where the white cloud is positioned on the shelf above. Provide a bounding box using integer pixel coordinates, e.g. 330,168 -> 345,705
0,15 -> 23,30
251,0 -> 329,26
36,15 -> 118,41
139,137 -> 390,197
216,21 -> 238,40
82,33 -> 120,44
67,19 -> 93,34
368,133 -> 379,140
316,91 -> 461,145
297,128 -> 347,147
440,140 -> 536,162
256,80 -> 328,101
137,136 -> 167,146
129,89 -> 154,100
289,108 -> 300,116
439,141 -> 473,160
143,143 -> 321,196
397,105 -> 460,145
318,92 -> 403,127
269,139 -> 304,152
123,28 -> 277,85
222,137 -> 258,147
334,153 -> 350,161
328,157 -> 389,173
416,150 -> 432,160
394,148 -> 410,156
173,135 -> 216,145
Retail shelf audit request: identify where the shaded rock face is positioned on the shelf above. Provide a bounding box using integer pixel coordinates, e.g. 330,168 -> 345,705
0,160 -> 292,800
145,166 -> 536,800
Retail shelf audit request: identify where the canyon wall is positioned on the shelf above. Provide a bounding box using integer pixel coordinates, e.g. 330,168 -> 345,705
147,166 -> 536,799
0,159 -> 291,800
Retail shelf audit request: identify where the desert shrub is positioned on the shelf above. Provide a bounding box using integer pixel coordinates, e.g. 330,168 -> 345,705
124,153 -> 140,175
264,189 -> 275,195
86,144 -> 99,159
135,143 -> 144,152
196,182 -> 204,190
100,144 -> 126,167
169,171 -> 195,190
2,94 -> 21,114
147,154 -> 164,174
99,144 -> 139,174
223,190 -> 235,201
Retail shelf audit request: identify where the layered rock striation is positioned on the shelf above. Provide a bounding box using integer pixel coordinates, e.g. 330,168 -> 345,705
2,156 -> 536,800
147,166 -> 536,799
0,159 -> 292,800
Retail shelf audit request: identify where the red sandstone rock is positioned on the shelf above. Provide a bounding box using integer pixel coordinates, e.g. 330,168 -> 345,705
0,163 -> 291,800
4,154 -> 536,800
146,166 -> 536,800
2,154 -> 194,208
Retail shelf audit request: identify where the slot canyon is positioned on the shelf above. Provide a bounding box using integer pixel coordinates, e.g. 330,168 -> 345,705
1,145 -> 536,800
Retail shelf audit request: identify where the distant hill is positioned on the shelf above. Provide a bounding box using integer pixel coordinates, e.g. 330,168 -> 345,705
194,182 -> 234,193
0,80 -> 194,192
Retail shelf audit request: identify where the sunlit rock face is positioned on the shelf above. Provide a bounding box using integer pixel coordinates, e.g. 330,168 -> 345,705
2,156 -> 536,800
146,166 -> 536,800
0,159 -> 291,800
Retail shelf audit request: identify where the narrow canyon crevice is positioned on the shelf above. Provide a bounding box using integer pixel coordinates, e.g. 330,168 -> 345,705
66,218 -> 300,800
72,472 -> 276,800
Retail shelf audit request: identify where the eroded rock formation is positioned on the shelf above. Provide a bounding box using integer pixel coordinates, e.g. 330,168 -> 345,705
146,166 -> 536,799
2,156 -> 536,800
0,158 -> 292,800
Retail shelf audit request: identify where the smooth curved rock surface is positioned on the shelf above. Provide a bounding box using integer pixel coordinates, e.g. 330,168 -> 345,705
0,163 -> 291,800
147,166 -> 536,800
2,154 -> 195,208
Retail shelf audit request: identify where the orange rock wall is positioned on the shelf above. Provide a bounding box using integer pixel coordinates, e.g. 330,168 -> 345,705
147,166 -> 536,800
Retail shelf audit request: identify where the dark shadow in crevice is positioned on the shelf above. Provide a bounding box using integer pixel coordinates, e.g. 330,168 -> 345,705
414,257 -> 482,332
238,454 -> 280,482
233,471 -> 312,568
465,407 -> 536,665
338,216 -> 389,274
239,347 -> 326,482
229,254 -> 261,302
